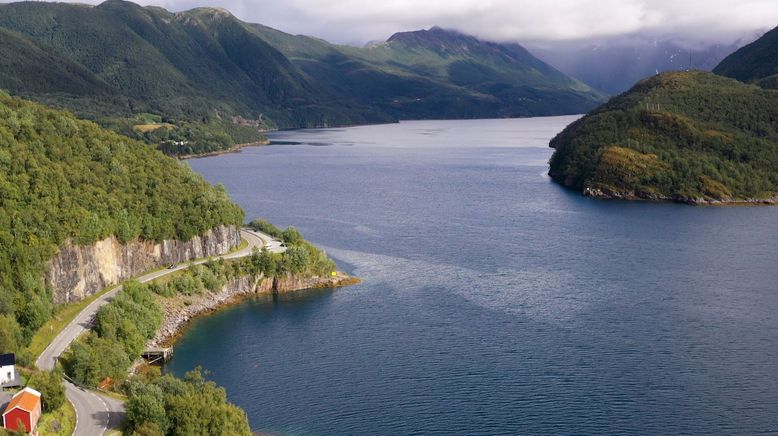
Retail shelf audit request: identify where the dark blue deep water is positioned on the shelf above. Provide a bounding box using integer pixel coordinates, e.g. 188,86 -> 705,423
177,117 -> 778,435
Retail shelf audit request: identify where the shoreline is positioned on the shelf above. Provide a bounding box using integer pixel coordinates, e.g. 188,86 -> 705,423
581,186 -> 778,206
179,139 -> 271,160
549,172 -> 778,206
178,115 -> 579,160
147,272 -> 360,350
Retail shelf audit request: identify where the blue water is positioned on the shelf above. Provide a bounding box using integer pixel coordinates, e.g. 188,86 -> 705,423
177,117 -> 778,435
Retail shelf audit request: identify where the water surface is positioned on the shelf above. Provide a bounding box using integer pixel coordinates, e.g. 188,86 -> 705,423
177,117 -> 778,435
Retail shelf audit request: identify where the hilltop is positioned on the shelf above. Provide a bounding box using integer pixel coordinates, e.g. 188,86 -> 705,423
548,71 -> 778,204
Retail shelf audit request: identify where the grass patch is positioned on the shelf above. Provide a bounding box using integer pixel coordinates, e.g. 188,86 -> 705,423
132,123 -> 176,133
37,396 -> 76,436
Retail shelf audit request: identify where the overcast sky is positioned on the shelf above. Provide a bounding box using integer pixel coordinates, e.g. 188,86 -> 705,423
16,0 -> 778,45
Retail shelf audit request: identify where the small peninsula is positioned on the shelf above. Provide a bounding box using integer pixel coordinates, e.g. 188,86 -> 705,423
548,71 -> 778,204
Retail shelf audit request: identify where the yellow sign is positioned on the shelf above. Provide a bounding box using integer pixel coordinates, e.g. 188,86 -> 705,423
331,271 -> 337,276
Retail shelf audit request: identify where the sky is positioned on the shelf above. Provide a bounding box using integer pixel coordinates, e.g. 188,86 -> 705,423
13,0 -> 778,46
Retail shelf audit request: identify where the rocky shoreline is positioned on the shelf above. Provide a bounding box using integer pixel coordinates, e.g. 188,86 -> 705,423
582,186 -> 778,205
147,271 -> 360,349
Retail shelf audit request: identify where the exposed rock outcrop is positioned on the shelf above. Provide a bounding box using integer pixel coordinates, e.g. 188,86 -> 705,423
46,225 -> 241,304
149,272 -> 360,347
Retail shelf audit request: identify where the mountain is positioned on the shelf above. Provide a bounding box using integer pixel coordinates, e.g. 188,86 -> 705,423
0,1 -> 604,155
530,36 -> 749,94
548,71 -> 778,204
0,0 -> 391,155
714,26 -> 778,88
0,90 -> 244,349
251,25 -> 605,119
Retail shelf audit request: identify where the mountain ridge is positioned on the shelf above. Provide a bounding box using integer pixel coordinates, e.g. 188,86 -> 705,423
249,23 -> 605,120
714,25 -> 778,88
0,1 -> 604,155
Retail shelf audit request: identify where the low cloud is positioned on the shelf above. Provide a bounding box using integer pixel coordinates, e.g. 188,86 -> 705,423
7,0 -> 778,45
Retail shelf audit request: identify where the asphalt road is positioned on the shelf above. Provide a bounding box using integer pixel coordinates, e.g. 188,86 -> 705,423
34,228 -> 280,436
65,380 -> 125,436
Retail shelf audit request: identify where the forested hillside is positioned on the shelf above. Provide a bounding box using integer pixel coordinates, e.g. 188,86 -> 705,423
0,0 -> 391,156
0,0 -> 604,156
548,71 -> 778,203
252,25 -> 605,119
0,91 -> 243,356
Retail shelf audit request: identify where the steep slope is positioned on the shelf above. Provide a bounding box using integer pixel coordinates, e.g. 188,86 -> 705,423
252,25 -> 605,119
548,71 -> 778,203
0,90 -> 244,349
0,0 -> 390,155
0,28 -> 115,98
0,1 -> 604,155
363,27 -> 605,117
249,24 -> 465,117
714,25 -> 778,88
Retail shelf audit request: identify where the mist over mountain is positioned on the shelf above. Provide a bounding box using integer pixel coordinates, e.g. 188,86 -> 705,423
528,33 -> 758,94
715,25 -> 778,88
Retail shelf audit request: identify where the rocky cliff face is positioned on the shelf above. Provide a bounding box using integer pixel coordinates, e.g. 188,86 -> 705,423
46,225 -> 241,304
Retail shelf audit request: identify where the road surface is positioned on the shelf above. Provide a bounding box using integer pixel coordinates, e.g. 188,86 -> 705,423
65,380 -> 125,436
35,228 -> 281,436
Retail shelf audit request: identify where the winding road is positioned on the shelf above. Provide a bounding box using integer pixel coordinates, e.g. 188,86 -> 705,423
35,228 -> 282,436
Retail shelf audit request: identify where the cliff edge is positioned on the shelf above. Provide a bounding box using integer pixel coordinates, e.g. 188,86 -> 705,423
46,225 -> 241,303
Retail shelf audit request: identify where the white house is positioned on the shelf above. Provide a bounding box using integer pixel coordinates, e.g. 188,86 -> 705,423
0,354 -> 15,386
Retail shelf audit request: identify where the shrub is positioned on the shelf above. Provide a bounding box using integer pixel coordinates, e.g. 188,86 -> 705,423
248,219 -> 282,239
281,226 -> 303,245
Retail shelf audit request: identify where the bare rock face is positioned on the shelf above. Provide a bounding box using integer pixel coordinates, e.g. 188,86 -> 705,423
46,225 -> 241,304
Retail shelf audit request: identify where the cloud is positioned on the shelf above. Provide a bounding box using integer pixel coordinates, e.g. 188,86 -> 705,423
7,0 -> 778,45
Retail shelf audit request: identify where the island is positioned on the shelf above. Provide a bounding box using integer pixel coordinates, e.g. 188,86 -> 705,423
548,71 -> 778,204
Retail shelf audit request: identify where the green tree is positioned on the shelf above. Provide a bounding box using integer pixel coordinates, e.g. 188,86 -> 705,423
61,333 -> 131,386
28,370 -> 65,412
251,249 -> 277,277
281,226 -> 303,245
283,245 -> 310,274
0,315 -> 22,353
248,219 -> 282,239
131,422 -> 165,436
125,384 -> 169,435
